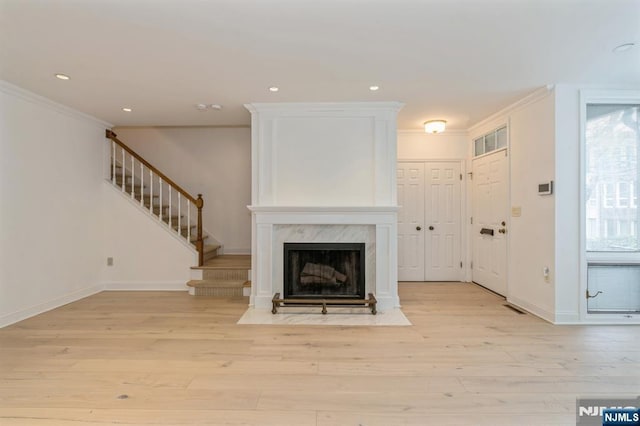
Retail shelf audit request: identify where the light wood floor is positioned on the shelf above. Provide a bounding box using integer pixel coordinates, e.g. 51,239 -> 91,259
1,283 -> 639,425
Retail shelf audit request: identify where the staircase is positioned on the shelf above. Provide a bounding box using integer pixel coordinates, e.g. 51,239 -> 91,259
188,255 -> 251,297
106,130 -> 250,297
105,129 -> 223,261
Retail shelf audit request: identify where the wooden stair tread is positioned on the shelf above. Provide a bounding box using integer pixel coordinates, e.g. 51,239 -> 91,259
191,255 -> 251,270
202,244 -> 220,253
187,279 -> 248,288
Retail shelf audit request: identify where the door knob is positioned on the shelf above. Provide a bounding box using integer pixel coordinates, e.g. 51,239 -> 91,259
498,228 -> 506,234
416,226 -> 422,231
428,226 -> 434,230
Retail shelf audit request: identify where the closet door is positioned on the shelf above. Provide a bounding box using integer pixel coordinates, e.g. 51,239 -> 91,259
398,161 -> 463,281
425,162 -> 462,281
397,163 -> 425,281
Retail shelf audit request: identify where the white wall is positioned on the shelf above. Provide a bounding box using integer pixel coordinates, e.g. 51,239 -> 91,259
507,92 -> 556,321
246,102 -> 402,207
113,127 -> 252,254
102,185 -> 196,289
397,131 -> 468,160
468,88 -> 557,322
0,82 -> 107,327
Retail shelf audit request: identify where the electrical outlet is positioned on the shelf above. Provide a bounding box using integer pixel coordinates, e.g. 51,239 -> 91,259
107,257 -> 114,266
543,266 -> 550,282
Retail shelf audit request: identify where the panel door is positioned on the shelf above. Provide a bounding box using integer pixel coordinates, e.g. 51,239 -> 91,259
397,163 -> 425,281
425,162 -> 462,281
472,150 -> 508,295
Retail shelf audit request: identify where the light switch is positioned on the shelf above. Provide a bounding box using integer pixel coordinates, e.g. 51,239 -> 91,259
511,206 -> 522,217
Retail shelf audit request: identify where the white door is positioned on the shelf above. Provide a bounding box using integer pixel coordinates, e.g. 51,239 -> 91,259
425,162 -> 462,281
397,163 -> 425,281
472,150 -> 508,295
398,161 -> 463,281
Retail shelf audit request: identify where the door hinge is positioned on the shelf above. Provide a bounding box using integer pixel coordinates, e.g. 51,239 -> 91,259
470,261 -> 473,268
468,172 -> 473,180
460,173 -> 462,181
470,217 -> 473,224
460,261 -> 463,268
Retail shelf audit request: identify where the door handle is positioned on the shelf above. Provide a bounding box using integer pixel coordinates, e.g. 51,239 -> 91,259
498,228 -> 507,234
428,226 -> 434,230
416,226 -> 422,231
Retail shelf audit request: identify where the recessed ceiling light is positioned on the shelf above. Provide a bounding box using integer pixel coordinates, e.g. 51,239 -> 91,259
209,104 -> 223,110
369,85 -> 380,91
613,43 -> 635,53
269,86 -> 279,92
55,73 -> 70,80
122,107 -> 132,112
195,103 -> 207,110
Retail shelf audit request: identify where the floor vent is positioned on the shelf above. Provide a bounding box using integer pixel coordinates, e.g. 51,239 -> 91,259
503,304 -> 526,315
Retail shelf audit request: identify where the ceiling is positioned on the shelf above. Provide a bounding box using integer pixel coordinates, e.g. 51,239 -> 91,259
1,0 -> 639,130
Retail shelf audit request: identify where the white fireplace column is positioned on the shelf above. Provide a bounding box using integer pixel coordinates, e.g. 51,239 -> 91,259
245,102 -> 403,311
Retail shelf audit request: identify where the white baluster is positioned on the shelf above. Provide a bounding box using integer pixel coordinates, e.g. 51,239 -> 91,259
168,187 -> 172,228
130,155 -> 135,199
159,178 -> 163,223
111,141 -> 116,184
140,162 -> 144,206
187,202 -> 191,242
178,193 -> 182,241
149,169 -> 153,214
121,147 -> 125,191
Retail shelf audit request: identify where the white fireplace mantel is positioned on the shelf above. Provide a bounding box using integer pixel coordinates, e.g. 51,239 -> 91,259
248,207 -> 399,310
245,102 -> 402,312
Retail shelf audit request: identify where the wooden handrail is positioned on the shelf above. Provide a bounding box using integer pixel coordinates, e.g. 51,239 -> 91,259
106,130 -> 197,204
106,129 -> 205,266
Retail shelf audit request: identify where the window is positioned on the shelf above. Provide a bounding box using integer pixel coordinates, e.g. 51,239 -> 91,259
585,103 -> 640,251
617,182 -> 629,208
603,183 -> 615,208
473,126 -> 507,157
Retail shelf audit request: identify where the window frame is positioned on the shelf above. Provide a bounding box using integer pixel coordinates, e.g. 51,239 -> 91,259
579,89 -> 640,321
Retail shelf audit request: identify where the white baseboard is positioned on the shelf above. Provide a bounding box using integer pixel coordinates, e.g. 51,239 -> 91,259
507,296 -> 555,323
555,311 -> 581,324
0,284 -> 103,328
103,281 -> 189,291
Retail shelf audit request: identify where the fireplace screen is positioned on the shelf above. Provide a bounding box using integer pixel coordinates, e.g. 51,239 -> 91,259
284,243 -> 365,299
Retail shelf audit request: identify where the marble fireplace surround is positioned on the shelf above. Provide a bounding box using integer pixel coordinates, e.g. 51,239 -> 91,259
248,206 -> 399,311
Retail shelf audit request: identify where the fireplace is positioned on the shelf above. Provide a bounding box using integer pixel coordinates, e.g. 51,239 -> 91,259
284,242 -> 365,299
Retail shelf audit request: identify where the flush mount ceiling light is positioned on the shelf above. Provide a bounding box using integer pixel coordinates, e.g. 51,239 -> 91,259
613,42 -> 635,53
122,107 -> 132,112
195,103 -> 208,110
269,86 -> 279,92
55,73 -> 70,80
209,104 -> 223,110
369,85 -> 380,91
424,120 -> 447,134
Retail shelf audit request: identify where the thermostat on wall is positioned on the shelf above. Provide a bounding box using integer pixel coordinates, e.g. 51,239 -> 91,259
538,181 -> 553,195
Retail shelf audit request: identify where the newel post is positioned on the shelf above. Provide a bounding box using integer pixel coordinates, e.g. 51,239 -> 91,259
196,194 -> 204,266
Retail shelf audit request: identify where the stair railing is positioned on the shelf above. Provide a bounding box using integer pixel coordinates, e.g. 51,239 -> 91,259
105,130 -> 205,266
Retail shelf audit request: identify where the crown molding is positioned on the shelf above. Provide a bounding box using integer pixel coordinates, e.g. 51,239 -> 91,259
468,85 -> 554,133
0,80 -> 112,129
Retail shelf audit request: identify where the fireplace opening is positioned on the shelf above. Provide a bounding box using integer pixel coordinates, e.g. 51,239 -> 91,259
284,242 -> 365,299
